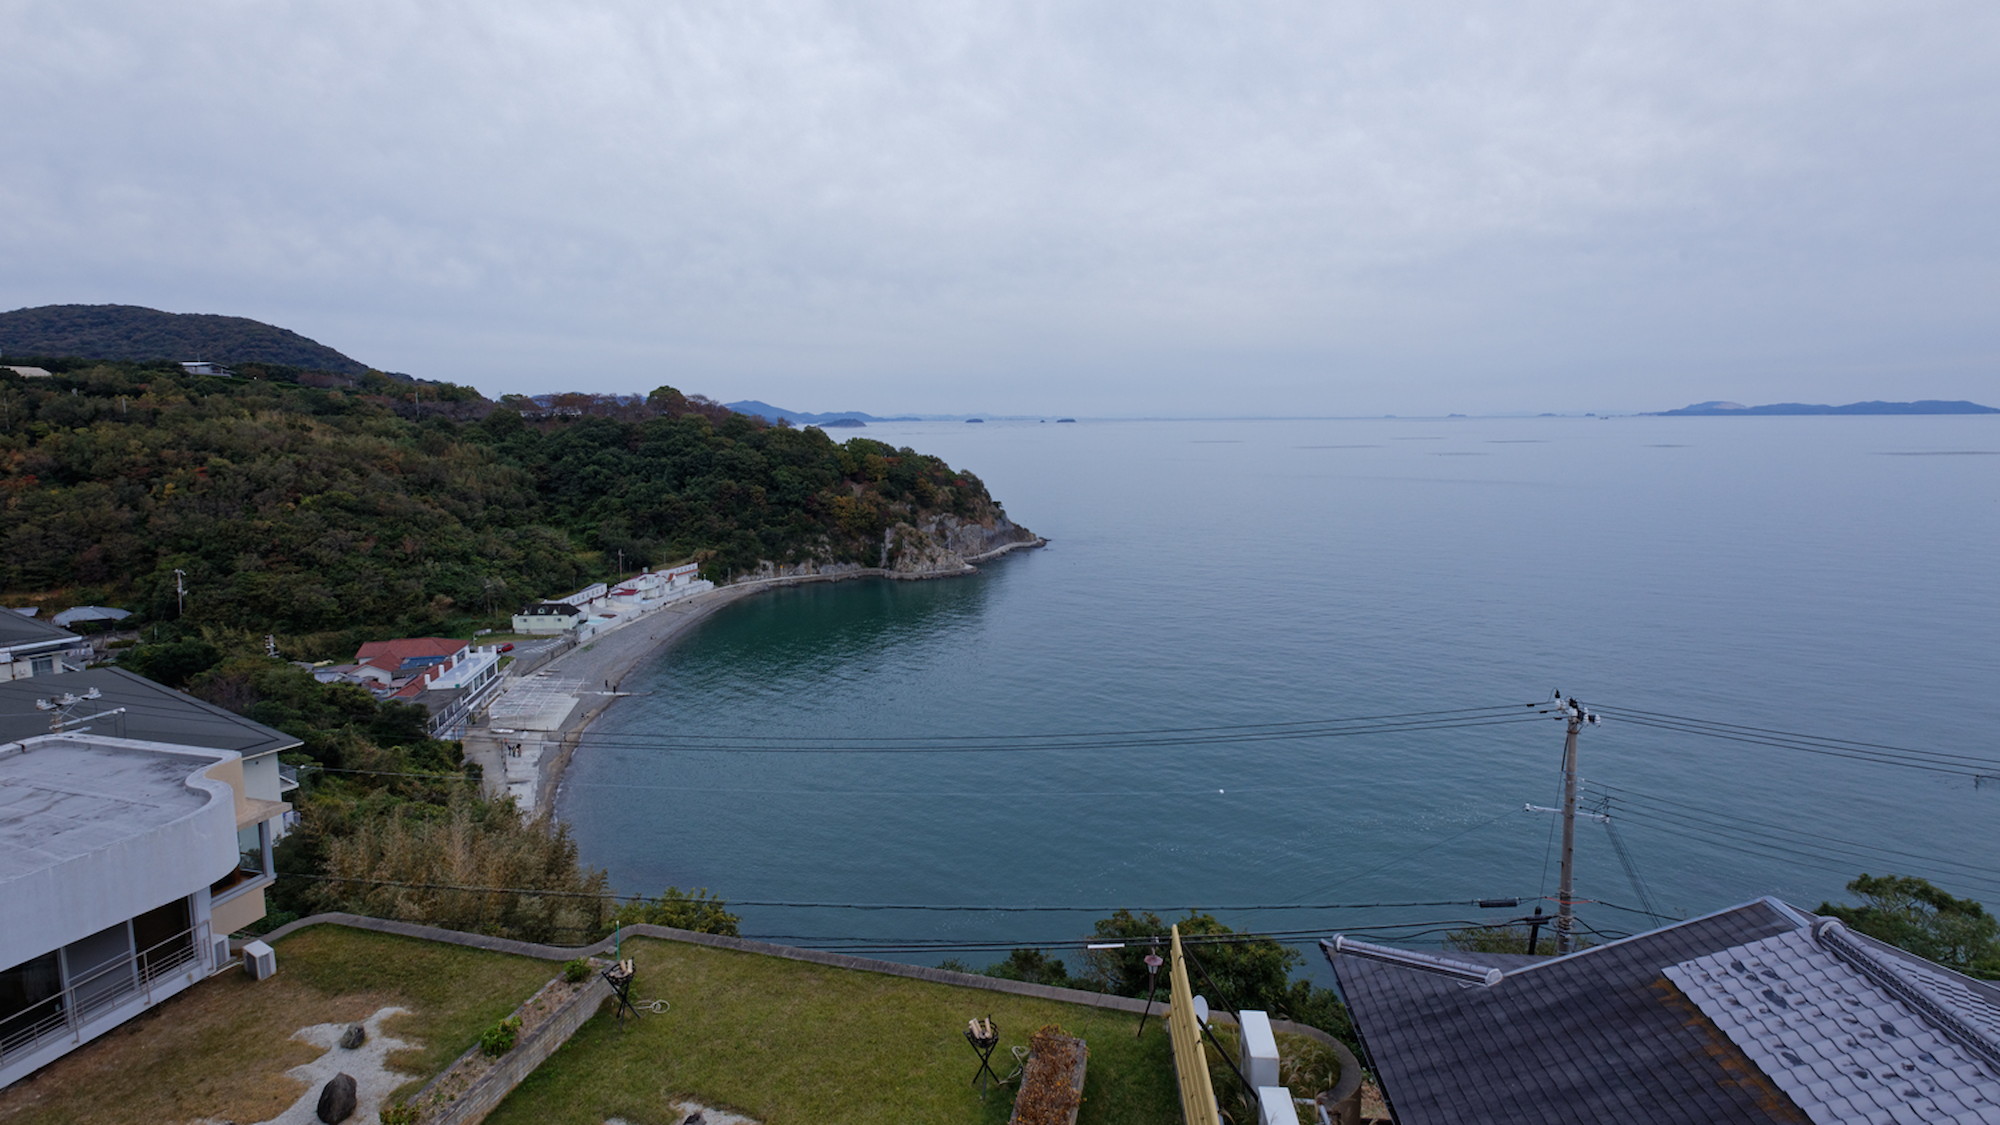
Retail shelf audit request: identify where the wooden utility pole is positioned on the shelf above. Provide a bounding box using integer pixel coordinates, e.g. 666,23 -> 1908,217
1555,697 -> 1585,953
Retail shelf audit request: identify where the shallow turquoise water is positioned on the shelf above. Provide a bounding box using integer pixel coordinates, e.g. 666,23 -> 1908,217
557,417 -> 2000,963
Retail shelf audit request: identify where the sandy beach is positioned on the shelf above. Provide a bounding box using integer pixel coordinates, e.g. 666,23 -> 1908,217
464,537 -> 1045,815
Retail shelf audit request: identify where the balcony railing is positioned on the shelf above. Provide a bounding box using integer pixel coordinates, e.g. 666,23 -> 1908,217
0,926 -> 202,1071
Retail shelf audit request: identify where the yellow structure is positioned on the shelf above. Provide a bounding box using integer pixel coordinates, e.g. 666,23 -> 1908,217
1167,924 -> 1221,1125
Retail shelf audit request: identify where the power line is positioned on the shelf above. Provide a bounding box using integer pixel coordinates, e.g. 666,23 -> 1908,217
570,702 -> 1545,744
1588,706 -> 2000,777
276,872 -> 1531,914
556,712 -> 1553,755
1592,783 -> 2000,892
1591,704 -> 2000,768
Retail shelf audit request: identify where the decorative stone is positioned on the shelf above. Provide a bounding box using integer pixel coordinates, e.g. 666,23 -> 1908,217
339,1023 -> 366,1049
316,1072 -> 357,1123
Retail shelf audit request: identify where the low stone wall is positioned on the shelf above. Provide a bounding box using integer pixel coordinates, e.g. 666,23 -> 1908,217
410,973 -> 611,1125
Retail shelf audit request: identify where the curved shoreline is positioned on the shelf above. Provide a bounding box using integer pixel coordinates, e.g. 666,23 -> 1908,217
470,536 -> 1048,815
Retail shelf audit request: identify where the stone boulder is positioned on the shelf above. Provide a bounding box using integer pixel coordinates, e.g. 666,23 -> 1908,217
338,1023 -> 366,1049
316,1072 -> 357,1123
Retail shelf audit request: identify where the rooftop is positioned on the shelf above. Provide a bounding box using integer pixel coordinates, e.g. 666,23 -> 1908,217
354,637 -> 468,674
0,611 -> 82,649
0,734 -> 229,883
0,667 -> 300,758
1325,897 -> 2000,1125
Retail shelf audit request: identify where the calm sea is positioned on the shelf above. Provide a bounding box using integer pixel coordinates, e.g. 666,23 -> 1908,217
556,417 -> 1999,966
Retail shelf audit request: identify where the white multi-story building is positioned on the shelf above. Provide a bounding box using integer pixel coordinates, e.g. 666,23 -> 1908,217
0,730 -> 290,1088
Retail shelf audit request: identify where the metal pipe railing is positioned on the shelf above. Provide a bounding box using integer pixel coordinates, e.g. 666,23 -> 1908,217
0,923 -> 202,1067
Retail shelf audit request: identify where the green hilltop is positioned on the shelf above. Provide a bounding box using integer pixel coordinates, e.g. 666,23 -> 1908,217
0,359 -> 1024,653
0,303 -> 377,376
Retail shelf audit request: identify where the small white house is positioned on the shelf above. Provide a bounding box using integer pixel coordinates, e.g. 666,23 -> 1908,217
511,602 -> 585,634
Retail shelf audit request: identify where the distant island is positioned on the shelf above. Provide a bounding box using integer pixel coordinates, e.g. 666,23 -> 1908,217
1655,399 -> 1998,416
724,399 -> 918,425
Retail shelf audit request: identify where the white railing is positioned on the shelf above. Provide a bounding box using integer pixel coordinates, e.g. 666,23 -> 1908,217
0,925 -> 202,1069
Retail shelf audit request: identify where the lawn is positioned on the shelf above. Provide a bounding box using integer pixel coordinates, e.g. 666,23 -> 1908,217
0,926 -> 553,1125
489,938 -> 1182,1125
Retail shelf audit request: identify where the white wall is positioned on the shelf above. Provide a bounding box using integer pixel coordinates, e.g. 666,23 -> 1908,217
0,744 -> 239,970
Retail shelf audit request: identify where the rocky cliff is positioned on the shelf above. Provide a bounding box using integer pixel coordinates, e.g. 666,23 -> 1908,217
741,512 -> 1044,582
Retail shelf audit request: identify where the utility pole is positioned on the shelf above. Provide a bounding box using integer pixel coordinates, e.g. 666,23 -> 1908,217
1552,693 -> 1598,953
173,569 -> 187,617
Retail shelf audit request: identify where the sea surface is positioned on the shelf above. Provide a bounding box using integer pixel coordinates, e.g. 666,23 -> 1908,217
556,416 -> 2000,968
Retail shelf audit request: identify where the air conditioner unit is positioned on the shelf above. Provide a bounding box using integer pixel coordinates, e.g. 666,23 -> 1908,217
242,939 -> 277,981
212,938 -> 232,973
1239,1009 -> 1280,1089
1257,1087 -> 1301,1125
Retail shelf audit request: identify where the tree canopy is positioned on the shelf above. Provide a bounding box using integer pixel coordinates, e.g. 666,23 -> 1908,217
0,363 -> 1012,650
1819,874 -> 2000,979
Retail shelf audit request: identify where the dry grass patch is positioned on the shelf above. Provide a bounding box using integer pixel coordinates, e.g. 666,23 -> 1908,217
0,926 -> 552,1125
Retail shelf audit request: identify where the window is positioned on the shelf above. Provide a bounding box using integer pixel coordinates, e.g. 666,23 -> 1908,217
0,951 -> 63,1050
210,821 -> 273,900
132,898 -> 194,981
28,655 -> 54,677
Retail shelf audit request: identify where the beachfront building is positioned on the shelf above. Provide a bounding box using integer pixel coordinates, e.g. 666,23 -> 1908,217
0,613 -> 89,681
0,727 -> 292,1089
347,638 -> 505,738
512,601 -> 584,634
353,637 -> 475,684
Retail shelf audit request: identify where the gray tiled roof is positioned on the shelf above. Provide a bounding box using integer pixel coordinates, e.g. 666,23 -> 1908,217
0,611 -> 81,648
0,667 -> 299,758
1666,926 -> 2000,1123
1325,898 -> 2000,1125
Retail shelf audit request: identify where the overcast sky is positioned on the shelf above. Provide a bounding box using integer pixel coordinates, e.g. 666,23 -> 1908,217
4,2 -> 1996,416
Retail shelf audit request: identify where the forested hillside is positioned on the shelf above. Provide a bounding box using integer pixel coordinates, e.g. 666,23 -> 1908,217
0,303 -> 374,374
0,360 -> 1025,652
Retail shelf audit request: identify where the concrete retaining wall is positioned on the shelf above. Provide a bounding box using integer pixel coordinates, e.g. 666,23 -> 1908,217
413,973 -> 611,1125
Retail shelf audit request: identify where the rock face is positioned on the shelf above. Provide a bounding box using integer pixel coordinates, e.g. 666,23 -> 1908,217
882,512 -> 1041,574
338,1023 -> 366,1049
316,1072 -> 357,1123
742,512 -> 1042,582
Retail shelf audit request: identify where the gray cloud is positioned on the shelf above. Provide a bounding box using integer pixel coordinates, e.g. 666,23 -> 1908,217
3,0 -> 1995,414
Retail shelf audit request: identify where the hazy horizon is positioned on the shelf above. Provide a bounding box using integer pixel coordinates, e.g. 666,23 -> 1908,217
5,3 -> 1996,417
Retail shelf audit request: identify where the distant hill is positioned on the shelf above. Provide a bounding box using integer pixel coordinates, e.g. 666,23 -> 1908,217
1656,399 -> 1999,416
725,399 -> 916,425
0,304 -> 373,375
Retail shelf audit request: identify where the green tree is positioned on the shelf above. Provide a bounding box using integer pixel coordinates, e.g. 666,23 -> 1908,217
980,948 -> 1074,988
120,637 -> 222,688
607,887 -> 741,936
1819,874 -> 2000,978
1065,910 -> 1351,1040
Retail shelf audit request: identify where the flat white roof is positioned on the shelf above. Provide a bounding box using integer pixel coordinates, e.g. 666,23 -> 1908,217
0,736 -> 229,884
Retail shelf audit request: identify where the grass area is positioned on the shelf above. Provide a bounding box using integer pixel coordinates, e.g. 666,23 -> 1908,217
489,938 -> 1181,1125
0,926 -> 553,1125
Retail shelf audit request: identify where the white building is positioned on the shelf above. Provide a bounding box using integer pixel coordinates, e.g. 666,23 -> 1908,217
511,602 -> 584,634
0,729 -> 290,1088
